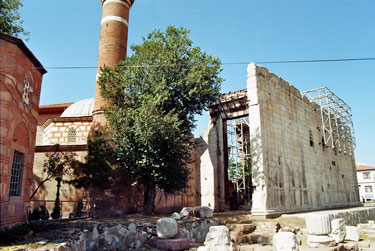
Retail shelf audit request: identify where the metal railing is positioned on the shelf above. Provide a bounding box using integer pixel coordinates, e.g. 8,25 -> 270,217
30,199 -> 89,220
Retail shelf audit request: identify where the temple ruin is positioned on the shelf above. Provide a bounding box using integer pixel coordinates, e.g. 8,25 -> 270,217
198,63 -> 360,217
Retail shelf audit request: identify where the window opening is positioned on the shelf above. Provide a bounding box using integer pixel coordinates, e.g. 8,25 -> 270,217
226,116 -> 252,209
309,130 -> 314,147
9,151 -> 24,196
365,185 -> 373,193
363,172 -> 371,180
67,128 -> 77,143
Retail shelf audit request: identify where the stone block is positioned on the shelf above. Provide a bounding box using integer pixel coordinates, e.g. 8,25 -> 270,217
195,206 -> 213,218
305,214 -> 331,235
171,212 -> 181,220
330,218 -> 345,243
343,242 -> 359,251
272,231 -> 299,251
157,238 -> 190,251
180,207 -> 194,219
157,217 -> 178,238
307,234 -> 335,248
345,226 -> 359,241
242,234 -> 273,245
204,226 -> 231,246
128,222 -> 137,233
229,230 -> 243,243
227,224 -> 256,234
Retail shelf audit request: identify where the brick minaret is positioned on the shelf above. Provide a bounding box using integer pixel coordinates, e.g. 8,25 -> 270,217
93,0 -> 135,125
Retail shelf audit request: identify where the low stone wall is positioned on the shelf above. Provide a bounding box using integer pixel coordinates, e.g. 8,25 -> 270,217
57,218 -> 220,250
283,206 -> 375,226
327,207 -> 375,226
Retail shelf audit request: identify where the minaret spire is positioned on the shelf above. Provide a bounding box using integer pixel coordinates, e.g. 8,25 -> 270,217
93,0 -> 135,125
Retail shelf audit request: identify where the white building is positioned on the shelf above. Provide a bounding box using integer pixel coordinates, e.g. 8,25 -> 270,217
357,165 -> 375,202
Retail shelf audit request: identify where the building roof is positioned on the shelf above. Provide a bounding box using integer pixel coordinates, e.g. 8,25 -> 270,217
60,98 -> 94,117
356,165 -> 375,171
40,102 -> 74,109
0,32 -> 47,75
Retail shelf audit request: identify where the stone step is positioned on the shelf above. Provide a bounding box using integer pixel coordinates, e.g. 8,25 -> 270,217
236,243 -> 273,251
226,224 -> 256,234
241,233 -> 273,245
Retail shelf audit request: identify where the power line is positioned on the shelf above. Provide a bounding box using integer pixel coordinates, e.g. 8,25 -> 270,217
0,57 -> 374,71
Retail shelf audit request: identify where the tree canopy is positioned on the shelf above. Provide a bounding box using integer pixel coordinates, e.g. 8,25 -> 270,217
96,26 -> 223,214
0,0 -> 29,39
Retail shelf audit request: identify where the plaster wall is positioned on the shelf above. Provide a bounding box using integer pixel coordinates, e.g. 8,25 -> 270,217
247,63 -> 360,216
357,169 -> 375,202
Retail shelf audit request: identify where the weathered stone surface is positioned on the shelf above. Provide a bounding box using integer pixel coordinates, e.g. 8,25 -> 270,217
202,226 -> 235,250
198,244 -> 235,251
305,214 -> 331,235
307,234 -> 335,248
345,226 -> 359,241
195,206 -> 213,218
157,217 -> 178,238
128,222 -> 137,233
180,207 -> 194,219
343,242 -> 359,251
330,218 -> 345,243
57,243 -> 67,251
242,234 -> 273,245
157,238 -> 190,250
279,227 -> 297,233
204,226 -> 231,246
238,244 -> 273,251
171,212 -> 181,220
227,224 -> 256,234
230,230 -> 243,243
272,231 -> 299,251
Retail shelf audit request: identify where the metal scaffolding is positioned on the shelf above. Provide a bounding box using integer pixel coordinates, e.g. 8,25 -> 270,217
227,117 -> 251,192
302,87 -> 355,155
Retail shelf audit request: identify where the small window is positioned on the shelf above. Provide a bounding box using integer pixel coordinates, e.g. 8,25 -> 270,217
9,151 -> 24,196
365,186 -> 373,193
309,130 -> 314,147
67,128 -> 77,143
363,172 -> 371,180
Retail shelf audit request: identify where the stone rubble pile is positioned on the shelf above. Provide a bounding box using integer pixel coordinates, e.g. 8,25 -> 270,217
51,206 -> 217,251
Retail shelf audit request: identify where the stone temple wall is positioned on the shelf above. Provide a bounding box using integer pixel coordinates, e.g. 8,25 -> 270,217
247,63 -> 360,216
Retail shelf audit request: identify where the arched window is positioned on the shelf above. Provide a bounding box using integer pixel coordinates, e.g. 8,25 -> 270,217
67,128 -> 77,143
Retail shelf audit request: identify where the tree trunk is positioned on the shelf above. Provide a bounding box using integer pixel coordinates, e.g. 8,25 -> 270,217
141,184 -> 156,215
30,176 -> 51,200
51,177 -> 62,219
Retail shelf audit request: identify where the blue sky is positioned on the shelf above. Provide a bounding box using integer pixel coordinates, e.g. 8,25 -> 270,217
20,0 -> 374,165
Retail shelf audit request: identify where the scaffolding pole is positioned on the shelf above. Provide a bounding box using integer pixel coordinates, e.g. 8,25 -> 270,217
227,116 -> 251,192
302,87 -> 355,155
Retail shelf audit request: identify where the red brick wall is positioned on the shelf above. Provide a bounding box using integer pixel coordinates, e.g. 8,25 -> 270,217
0,34 -> 45,228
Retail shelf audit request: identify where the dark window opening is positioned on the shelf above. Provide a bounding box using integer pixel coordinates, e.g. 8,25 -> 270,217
9,151 -> 24,196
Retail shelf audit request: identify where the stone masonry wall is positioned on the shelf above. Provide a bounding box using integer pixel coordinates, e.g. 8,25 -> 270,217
0,33 -> 45,228
247,63 -> 360,216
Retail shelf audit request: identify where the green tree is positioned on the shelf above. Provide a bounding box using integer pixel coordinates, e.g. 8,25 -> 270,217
30,145 -> 77,201
69,130 -> 115,190
98,26 -> 223,214
0,0 -> 29,39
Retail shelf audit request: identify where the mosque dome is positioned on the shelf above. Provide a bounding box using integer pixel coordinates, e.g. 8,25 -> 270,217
61,98 -> 94,117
